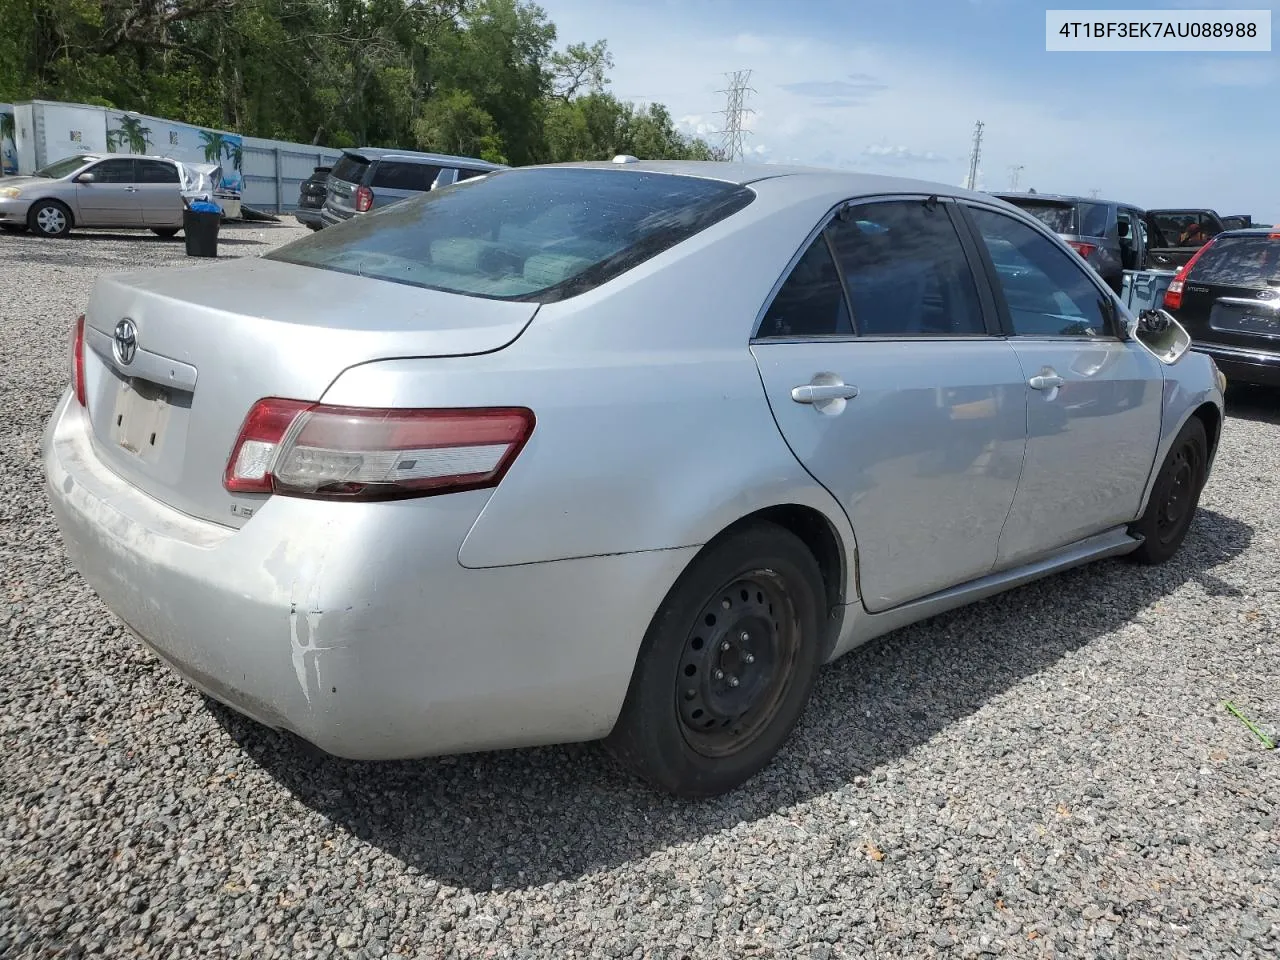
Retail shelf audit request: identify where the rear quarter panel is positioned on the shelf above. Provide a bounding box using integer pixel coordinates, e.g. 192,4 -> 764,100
320,180 -> 860,592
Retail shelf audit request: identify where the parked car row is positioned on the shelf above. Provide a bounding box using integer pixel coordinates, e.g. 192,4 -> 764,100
45,161 -> 1227,798
0,152 -> 242,238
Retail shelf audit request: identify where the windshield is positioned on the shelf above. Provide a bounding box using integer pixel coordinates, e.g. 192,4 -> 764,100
1002,199 -> 1077,234
35,155 -> 99,179
1189,236 -> 1280,287
268,167 -> 755,303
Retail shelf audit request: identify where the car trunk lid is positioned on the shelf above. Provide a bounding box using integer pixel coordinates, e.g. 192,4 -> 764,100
80,256 -> 537,528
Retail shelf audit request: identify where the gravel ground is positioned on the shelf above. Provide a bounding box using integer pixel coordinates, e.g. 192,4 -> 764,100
1,223 -> 1278,959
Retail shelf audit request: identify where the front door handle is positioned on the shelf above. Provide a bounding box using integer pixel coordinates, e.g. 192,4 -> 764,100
791,383 -> 860,404
125,186 -> 139,193
1028,372 -> 1065,391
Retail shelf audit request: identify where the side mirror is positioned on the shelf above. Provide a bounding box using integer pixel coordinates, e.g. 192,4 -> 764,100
75,172 -> 96,184
1134,308 -> 1192,364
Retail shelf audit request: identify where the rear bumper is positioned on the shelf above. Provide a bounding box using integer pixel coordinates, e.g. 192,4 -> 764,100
294,208 -> 324,228
42,391 -> 695,759
1192,342 -> 1280,388
320,207 -> 350,227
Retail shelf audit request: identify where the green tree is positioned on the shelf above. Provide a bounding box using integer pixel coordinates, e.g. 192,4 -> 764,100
412,89 -> 506,163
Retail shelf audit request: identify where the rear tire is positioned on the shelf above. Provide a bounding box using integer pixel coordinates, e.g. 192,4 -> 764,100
28,200 -> 72,238
151,227 -> 180,238
1128,417 -> 1207,565
605,522 -> 825,798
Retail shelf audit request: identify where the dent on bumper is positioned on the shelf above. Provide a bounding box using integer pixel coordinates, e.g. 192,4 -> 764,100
42,393 -> 697,759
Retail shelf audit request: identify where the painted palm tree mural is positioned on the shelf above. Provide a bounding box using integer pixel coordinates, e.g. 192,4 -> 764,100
198,129 -> 244,190
107,115 -> 152,153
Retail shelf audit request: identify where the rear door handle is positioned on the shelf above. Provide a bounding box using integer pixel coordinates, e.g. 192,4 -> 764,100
791,383 -> 860,404
1028,372 -> 1064,391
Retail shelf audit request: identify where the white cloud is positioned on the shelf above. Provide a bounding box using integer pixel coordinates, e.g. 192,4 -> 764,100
539,0 -> 1279,220
863,144 -> 949,164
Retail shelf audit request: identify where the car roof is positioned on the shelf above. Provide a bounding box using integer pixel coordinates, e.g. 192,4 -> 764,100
530,159 -> 1012,205
993,191 -> 1133,208
1215,227 -> 1280,238
344,146 -> 504,170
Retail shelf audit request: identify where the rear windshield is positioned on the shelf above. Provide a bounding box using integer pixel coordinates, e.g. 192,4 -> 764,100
1003,199 -> 1076,234
267,168 -> 755,302
330,153 -> 370,184
1189,236 -> 1280,287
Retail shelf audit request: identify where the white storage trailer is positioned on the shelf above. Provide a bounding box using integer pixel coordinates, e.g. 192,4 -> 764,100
9,100 -> 341,214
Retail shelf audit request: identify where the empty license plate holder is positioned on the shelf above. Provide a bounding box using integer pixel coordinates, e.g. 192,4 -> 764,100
112,377 -> 172,462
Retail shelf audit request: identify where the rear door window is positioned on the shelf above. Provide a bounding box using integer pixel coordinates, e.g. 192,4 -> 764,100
1078,202 -> 1111,238
371,161 -> 440,192
268,168 -> 754,302
757,235 -> 852,338
1189,236 -> 1280,287
826,200 -> 986,336
330,153 -> 371,184
137,160 -> 180,183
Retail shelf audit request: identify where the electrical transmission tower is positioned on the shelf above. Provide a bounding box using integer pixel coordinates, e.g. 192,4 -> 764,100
717,70 -> 756,162
964,120 -> 984,191
1007,164 -> 1025,191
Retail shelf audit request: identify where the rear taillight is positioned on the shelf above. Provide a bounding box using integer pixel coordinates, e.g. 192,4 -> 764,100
1067,241 -> 1097,260
354,186 -> 374,213
1163,239 -> 1216,311
69,314 -> 87,407
224,400 -> 535,501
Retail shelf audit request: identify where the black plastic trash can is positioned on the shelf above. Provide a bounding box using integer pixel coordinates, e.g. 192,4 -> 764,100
183,209 -> 221,258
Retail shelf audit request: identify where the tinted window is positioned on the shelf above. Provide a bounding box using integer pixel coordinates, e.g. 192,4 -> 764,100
1079,202 -> 1111,238
826,201 -> 985,336
330,153 -> 371,184
87,159 -> 137,183
268,168 -> 754,302
970,207 -> 1113,338
1189,236 -> 1280,287
371,161 -> 440,192
1152,211 -> 1219,248
137,159 -> 179,184
758,235 -> 852,338
456,168 -> 490,182
1003,199 -> 1076,234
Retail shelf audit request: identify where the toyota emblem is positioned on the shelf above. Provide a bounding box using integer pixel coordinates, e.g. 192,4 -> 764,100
113,318 -> 138,366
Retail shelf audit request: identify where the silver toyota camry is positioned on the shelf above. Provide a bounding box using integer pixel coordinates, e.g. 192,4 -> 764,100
43,160 -> 1225,797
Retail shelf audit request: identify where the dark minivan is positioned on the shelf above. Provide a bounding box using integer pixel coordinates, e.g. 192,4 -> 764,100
320,147 -> 502,226
1163,227 -> 1280,387
993,193 -> 1170,293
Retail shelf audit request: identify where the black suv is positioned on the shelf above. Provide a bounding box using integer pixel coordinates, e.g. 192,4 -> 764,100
294,166 -> 331,231
1163,226 -> 1280,387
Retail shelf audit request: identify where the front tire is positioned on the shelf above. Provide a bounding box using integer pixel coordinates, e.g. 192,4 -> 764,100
606,522 -> 826,798
28,200 -> 72,238
1128,417 -> 1208,565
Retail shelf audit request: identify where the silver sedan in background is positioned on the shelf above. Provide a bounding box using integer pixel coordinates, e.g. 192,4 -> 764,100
43,161 -> 1224,797
0,153 -> 187,238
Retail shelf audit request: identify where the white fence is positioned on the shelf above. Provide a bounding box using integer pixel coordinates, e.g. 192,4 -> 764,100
242,138 -> 343,213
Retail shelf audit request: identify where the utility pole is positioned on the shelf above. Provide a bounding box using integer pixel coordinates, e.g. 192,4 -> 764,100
1089,188 -> 1101,199
1007,164 -> 1025,191
717,70 -> 756,162
965,120 -> 984,191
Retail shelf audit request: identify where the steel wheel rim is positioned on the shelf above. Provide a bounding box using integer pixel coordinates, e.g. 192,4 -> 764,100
675,570 -> 801,759
36,207 -> 65,234
1156,440 -> 1199,544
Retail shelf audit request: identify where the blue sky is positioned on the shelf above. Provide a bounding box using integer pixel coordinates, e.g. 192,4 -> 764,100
538,0 -> 1278,222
